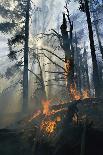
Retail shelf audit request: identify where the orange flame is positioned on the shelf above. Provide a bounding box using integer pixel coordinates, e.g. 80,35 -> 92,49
70,83 -> 81,100
42,99 -> 51,116
41,119 -> 56,134
82,89 -> 90,99
64,60 -> 71,86
29,88 -> 90,135
40,99 -> 63,134
41,116 -> 61,134
70,83 -> 90,101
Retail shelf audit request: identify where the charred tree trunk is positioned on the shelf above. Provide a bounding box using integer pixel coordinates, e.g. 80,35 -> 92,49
66,6 -> 74,86
23,0 -> 30,112
60,13 -> 74,99
84,0 -> 101,97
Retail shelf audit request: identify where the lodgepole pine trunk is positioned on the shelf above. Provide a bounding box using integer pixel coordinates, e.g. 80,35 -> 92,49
84,0 -> 101,98
74,32 -> 82,94
90,0 -> 103,60
23,0 -> 30,112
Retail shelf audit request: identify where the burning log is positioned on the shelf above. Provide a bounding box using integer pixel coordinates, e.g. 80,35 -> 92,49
26,97 -> 103,142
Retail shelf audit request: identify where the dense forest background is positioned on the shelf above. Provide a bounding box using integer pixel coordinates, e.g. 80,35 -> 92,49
0,0 -> 103,128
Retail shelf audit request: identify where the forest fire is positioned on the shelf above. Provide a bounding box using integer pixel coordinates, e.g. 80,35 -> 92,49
41,116 -> 61,135
29,88 -> 90,135
28,99 -> 63,135
40,99 -> 62,135
29,89 -> 90,135
82,89 -> 90,99
42,99 -> 51,115
70,83 -> 90,100
41,119 -> 56,134
70,83 -> 81,100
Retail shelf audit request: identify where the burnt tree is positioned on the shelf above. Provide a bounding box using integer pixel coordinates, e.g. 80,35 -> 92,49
60,13 -> 74,99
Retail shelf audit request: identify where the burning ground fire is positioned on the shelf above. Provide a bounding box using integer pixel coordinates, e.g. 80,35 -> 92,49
64,59 -> 90,101
40,116 -> 61,135
29,99 -> 65,135
29,87 -> 90,135
70,83 -> 90,101
41,99 -> 63,135
28,58 -> 90,134
28,58 -> 90,135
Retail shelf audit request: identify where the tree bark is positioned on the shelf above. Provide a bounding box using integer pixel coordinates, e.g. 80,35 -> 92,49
83,48 -> 90,92
84,0 -> 101,97
90,0 -> 103,60
23,0 -> 30,112
74,33 -> 82,94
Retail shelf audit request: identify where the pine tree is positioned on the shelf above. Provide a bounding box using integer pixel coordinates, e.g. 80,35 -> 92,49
90,0 -> 103,60
22,0 -> 30,112
79,0 -> 101,97
0,0 -> 31,111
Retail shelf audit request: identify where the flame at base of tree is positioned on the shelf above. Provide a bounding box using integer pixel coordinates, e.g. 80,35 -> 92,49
64,57 -> 90,101
70,83 -> 90,101
82,89 -> 90,99
70,83 -> 81,100
42,99 -> 51,116
29,86 -> 90,135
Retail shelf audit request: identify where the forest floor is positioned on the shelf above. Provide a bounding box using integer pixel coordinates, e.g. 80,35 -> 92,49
0,98 -> 103,155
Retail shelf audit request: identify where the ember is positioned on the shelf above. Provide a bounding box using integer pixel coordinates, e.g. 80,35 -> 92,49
41,116 -> 61,135
82,89 -> 90,99
40,99 -> 62,135
41,119 -> 56,134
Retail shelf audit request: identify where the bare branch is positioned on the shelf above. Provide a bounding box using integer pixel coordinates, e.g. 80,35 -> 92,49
45,71 -> 65,75
45,84 -> 66,87
39,48 -> 65,63
41,53 -> 66,72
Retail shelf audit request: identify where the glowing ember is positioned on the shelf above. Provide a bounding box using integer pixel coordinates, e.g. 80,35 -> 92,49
70,83 -> 90,101
51,108 -> 67,115
41,116 -> 61,134
41,119 -> 56,134
40,99 -> 63,135
82,89 -> 90,99
29,88 -> 90,135
56,116 -> 61,122
70,83 -> 81,100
